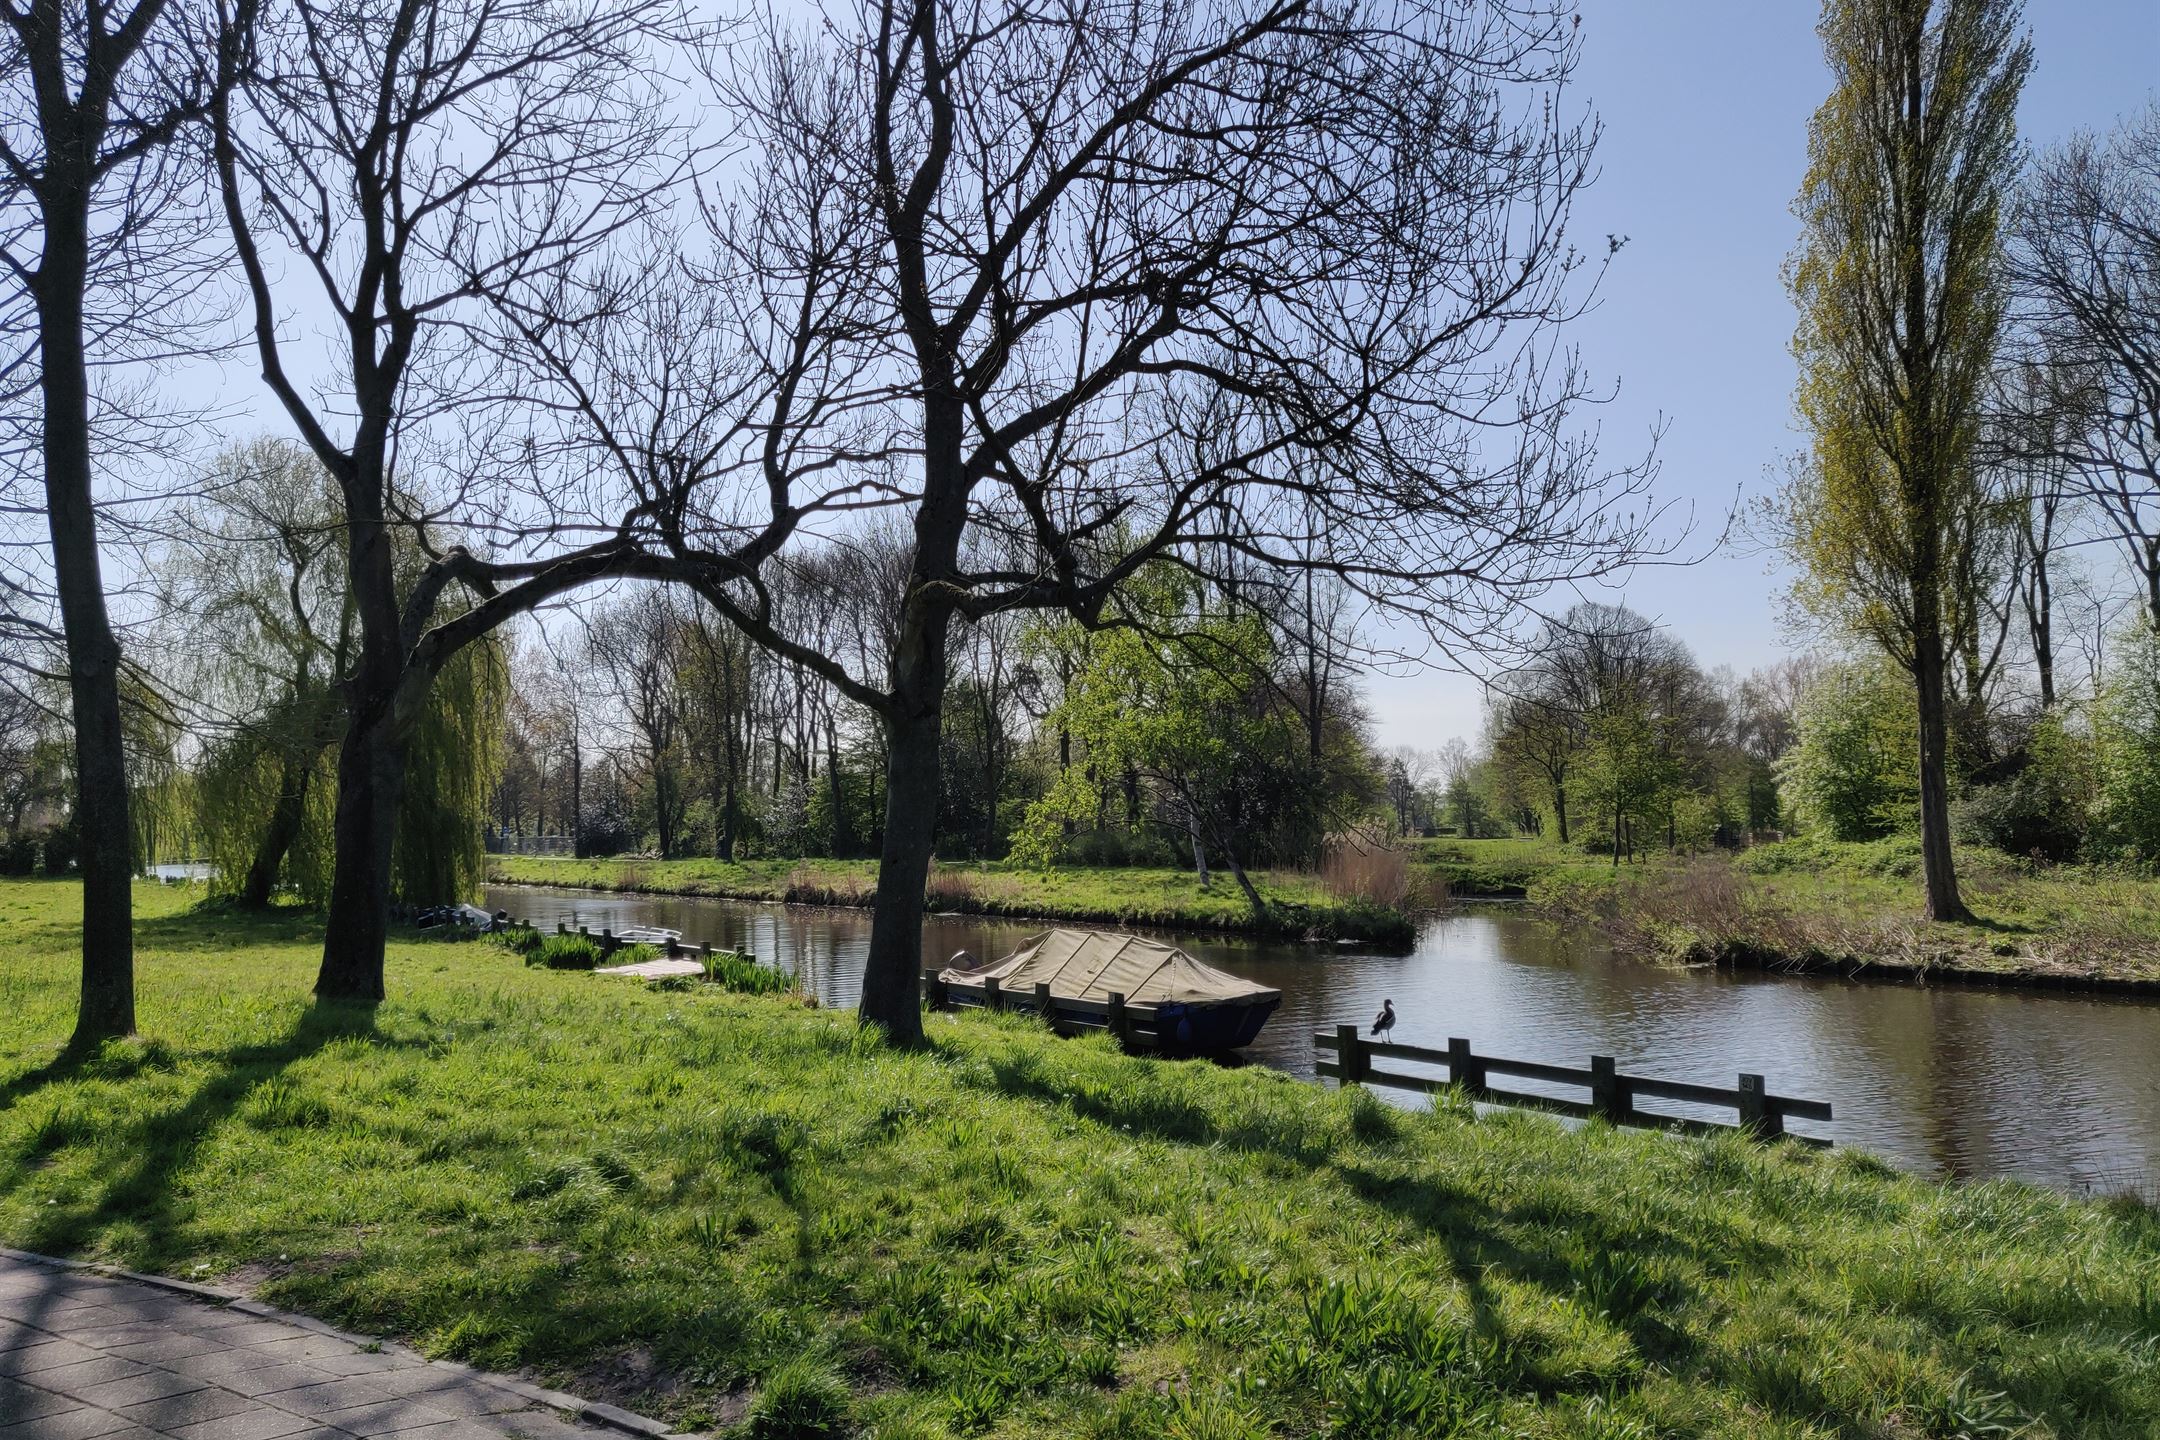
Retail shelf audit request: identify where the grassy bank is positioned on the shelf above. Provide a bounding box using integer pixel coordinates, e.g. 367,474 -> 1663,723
5,880 -> 2159,1437
1423,835 -> 2160,988
485,854 -> 1416,948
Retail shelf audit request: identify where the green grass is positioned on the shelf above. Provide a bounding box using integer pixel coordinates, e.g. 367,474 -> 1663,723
1407,837 -> 1621,897
4,878 -> 2159,1436
1517,836 -> 2160,986
487,854 -> 1415,947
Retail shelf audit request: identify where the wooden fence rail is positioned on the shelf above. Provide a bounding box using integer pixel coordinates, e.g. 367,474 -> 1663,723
1315,1029 -> 1832,1144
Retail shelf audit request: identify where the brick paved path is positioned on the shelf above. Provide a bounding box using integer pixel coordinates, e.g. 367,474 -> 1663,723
0,1252 -> 690,1439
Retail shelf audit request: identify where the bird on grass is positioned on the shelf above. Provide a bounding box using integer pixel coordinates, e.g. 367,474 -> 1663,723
1371,999 -> 1395,1039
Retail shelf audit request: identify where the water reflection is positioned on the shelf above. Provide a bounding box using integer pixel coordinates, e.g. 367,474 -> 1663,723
483,883 -> 2160,1195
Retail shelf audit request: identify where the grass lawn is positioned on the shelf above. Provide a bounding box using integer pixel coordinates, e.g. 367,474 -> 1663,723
1413,834 -> 2160,987
3,880 -> 2158,1436
485,854 -> 1415,947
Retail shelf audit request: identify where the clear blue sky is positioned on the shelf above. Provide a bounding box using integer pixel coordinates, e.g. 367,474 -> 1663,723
1362,0 -> 2160,752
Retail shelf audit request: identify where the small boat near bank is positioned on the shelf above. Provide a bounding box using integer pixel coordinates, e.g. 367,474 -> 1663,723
935,928 -> 1282,1052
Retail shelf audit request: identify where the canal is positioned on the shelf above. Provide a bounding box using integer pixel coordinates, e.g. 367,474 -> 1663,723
484,883 -> 2160,1196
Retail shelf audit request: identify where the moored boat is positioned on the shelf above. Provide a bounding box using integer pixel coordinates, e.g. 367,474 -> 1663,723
936,928 -> 1281,1052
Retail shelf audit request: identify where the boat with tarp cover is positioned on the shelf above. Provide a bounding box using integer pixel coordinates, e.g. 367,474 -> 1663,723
936,928 -> 1282,1052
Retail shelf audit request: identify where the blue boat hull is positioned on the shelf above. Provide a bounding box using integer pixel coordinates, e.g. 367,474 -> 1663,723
1152,995 -> 1281,1052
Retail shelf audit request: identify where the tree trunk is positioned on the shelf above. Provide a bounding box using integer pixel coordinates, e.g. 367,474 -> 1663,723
1912,625 -> 1971,923
825,715 -> 849,857
317,700 -> 407,1001
37,225 -> 136,1045
2026,552 -> 2054,708
861,702 -> 940,1045
315,499 -> 413,1001
240,745 -> 320,907
1553,780 -> 1569,845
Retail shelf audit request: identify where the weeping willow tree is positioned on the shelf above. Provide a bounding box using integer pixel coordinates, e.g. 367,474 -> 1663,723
169,439 -> 508,908
195,640 -> 505,906
390,634 -> 506,905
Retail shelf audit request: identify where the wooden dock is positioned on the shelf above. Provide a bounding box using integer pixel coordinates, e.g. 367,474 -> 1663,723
1316,1028 -> 1833,1144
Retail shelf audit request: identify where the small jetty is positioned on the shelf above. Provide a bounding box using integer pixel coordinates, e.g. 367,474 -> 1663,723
931,928 -> 1281,1053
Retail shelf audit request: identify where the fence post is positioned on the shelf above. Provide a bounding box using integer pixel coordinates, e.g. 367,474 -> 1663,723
984,976 -> 1003,1012
1033,981 -> 1053,1025
923,966 -> 948,1011
1737,1073 -> 1781,1140
665,936 -> 679,957
558,920 -> 568,935
1107,991 -> 1129,1049
1447,1037 -> 1486,1098
1590,1055 -> 1629,1124
1335,1023 -> 1364,1085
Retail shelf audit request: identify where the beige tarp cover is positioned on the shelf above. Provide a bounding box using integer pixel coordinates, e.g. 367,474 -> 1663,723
941,928 -> 1279,1008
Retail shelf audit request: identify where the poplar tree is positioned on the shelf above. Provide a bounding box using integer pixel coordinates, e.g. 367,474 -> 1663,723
1785,0 -> 2029,922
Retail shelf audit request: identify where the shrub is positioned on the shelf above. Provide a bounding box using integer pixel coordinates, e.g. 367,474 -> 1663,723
1777,660 -> 1919,841
530,934 -> 604,970
0,833 -> 39,876
1953,710 -> 2092,862
2092,626 -> 2160,865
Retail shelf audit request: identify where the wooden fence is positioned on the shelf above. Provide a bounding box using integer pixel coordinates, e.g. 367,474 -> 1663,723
1315,1028 -> 1832,1143
923,967 -> 1169,1049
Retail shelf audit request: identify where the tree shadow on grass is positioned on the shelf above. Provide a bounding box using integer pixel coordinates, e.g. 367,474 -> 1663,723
1329,1159 -> 1714,1380
971,1046 -> 1341,1167
1,998 -> 415,1269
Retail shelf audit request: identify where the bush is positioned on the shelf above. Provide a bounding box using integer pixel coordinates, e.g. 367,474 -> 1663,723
40,821 -> 77,876
0,833 -> 40,876
2092,626 -> 2160,865
530,934 -> 604,970
1953,709 -> 2093,862
1777,661 -> 1919,841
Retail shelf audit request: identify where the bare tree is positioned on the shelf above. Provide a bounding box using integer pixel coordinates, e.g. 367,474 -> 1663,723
210,0 -> 691,999
0,0 -> 219,1040
530,0 -> 1664,1042
2010,105 -> 2160,630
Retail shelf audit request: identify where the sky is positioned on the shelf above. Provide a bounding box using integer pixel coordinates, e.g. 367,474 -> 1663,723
1358,0 -> 2160,753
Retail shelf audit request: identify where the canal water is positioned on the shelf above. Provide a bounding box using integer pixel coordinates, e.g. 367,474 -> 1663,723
483,883 -> 2160,1196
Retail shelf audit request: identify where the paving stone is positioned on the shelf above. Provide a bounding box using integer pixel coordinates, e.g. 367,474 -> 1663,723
103,1333 -> 229,1364
0,1377 -> 79,1423
0,1338 -> 107,1374
160,1345 -> 300,1381
64,1369 -> 210,1410
312,1347 -> 425,1376
391,1380 -> 531,1416
113,1385 -> 262,1430
0,1404 -> 136,1438
317,1395 -> 461,1435
168,1408 -> 321,1440
248,1333 -> 369,1363
213,1321 -> 317,1347
265,1376 -> 401,1416
213,1361 -> 345,1398
25,1353 -> 153,1395
0,1255 -> 694,1439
